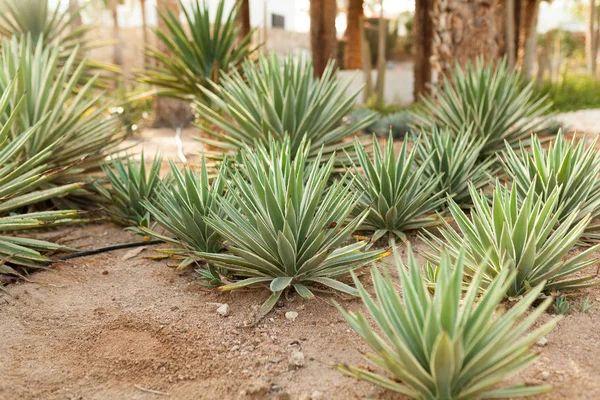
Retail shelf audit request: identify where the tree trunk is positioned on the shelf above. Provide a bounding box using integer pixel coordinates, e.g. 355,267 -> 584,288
238,0 -> 251,40
519,0 -> 540,78
153,0 -> 193,128
344,0 -> 363,69
108,0 -> 123,67
587,0 -> 597,75
413,0 -> 433,99
431,0 -> 502,80
360,16 -> 373,102
68,0 -> 82,32
140,0 -> 149,67
310,0 -> 337,77
505,0 -> 515,67
375,3 -> 386,107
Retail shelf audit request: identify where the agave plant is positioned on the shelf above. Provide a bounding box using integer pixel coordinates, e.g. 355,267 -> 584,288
195,53 -> 377,158
502,133 -> 600,242
0,82 -> 81,271
197,139 -> 387,317
101,152 -> 165,228
411,58 -> 551,156
423,182 -> 599,296
0,37 -> 124,208
414,125 -> 494,206
141,158 -> 227,284
337,245 -> 560,399
348,134 -> 445,244
142,0 -> 257,101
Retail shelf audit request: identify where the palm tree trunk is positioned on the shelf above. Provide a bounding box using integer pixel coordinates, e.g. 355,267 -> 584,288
108,0 -> 123,66
140,0 -> 149,67
413,0 -> 433,98
237,0 -> 251,40
343,0 -> 363,69
431,0 -> 501,80
587,0 -> 597,75
519,0 -> 540,79
375,2 -> 386,107
310,0 -> 337,77
505,0 -> 516,67
153,0 -> 192,128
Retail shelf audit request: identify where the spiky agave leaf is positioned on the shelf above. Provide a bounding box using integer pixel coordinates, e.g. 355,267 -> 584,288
0,36 -> 125,208
141,0 -> 258,101
502,133 -> 600,243
337,245 -> 560,399
410,58 -> 551,156
141,158 -> 227,285
0,81 -> 82,270
414,125 -> 495,207
348,133 -> 445,244
197,138 -> 387,317
195,53 -> 377,159
101,151 -> 166,228
422,182 -> 599,297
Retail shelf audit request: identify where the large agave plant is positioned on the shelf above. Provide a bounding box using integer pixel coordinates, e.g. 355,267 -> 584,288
141,158 -> 227,284
337,246 -> 560,399
195,53 -> 377,158
348,134 -> 445,244
502,133 -> 600,242
411,58 -> 551,156
423,182 -> 599,296
0,82 -> 81,271
142,0 -> 257,101
0,37 -> 124,208
197,139 -> 387,317
101,152 -> 165,228
414,125 -> 494,206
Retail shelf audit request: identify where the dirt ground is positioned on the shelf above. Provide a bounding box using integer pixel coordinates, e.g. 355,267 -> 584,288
1,222 -> 599,400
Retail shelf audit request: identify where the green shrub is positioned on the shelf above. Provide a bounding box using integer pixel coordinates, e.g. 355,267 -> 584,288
198,138 -> 387,318
142,0 -> 257,101
535,74 -> 600,112
195,53 -> 376,159
337,246 -> 559,399
411,58 -> 551,156
414,125 -> 494,206
101,152 -> 165,228
423,182 -> 599,297
348,134 -> 445,244
502,133 -> 600,242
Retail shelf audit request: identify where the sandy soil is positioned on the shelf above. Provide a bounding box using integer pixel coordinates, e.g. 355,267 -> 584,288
1,223 -> 599,400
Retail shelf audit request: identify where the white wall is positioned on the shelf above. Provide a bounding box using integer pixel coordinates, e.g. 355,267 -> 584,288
339,62 -> 414,106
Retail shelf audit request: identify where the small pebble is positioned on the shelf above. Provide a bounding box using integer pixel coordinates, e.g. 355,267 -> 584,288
102,270 -> 109,275
536,337 -> 548,347
217,303 -> 230,317
541,371 -> 550,379
285,311 -> 299,321
311,390 -> 324,400
288,351 -> 305,369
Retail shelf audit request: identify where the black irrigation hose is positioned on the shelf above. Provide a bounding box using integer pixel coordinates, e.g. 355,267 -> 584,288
56,239 -> 165,261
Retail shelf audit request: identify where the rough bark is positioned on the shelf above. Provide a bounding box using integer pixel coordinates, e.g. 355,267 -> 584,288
587,0 -> 597,75
238,0 -> 251,40
413,0 -> 433,98
344,0 -> 364,69
431,0 -> 502,80
310,0 -> 337,77
153,0 -> 193,128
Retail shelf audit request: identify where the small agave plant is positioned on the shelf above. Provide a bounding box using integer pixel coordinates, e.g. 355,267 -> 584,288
502,133 -> 600,242
141,158 -> 227,286
410,58 -> 551,156
197,138 -> 387,317
337,246 -> 560,399
423,182 -> 599,296
348,133 -> 445,245
414,125 -> 494,207
101,152 -> 165,228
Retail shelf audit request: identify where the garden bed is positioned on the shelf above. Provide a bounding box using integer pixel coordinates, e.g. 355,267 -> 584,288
1,223 -> 598,400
